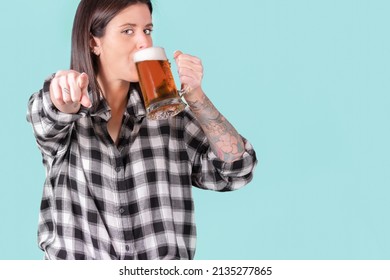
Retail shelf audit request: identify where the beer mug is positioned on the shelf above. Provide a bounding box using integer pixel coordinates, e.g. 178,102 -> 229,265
133,47 -> 187,120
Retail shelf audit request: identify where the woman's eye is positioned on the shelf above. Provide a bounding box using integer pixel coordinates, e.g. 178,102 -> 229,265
144,29 -> 153,35
123,29 -> 134,35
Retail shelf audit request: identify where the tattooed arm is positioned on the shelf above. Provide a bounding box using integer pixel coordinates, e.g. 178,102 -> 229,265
174,50 -> 245,162
184,88 -> 245,162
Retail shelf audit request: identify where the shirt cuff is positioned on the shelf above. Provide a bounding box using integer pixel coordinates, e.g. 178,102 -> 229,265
207,137 -> 258,178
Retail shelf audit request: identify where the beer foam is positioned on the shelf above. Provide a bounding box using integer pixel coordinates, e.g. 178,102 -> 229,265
133,47 -> 167,62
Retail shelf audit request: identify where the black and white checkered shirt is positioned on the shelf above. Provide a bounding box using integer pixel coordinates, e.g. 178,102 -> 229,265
27,77 -> 257,260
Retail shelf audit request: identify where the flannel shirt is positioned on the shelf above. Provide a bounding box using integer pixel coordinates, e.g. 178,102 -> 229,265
26,77 -> 257,260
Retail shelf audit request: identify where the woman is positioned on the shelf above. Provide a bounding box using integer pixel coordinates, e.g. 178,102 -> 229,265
27,0 -> 257,260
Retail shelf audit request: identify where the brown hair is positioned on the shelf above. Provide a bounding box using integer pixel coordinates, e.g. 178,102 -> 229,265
70,0 -> 153,108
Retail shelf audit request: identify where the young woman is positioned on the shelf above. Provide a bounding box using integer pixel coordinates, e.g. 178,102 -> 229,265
27,0 -> 257,260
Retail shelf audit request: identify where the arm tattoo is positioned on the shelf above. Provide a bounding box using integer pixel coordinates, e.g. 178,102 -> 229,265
187,95 -> 245,162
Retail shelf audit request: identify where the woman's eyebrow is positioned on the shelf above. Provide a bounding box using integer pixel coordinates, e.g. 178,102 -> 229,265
118,23 -> 153,28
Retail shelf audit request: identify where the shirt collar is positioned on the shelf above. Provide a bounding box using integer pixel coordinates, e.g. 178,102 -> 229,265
89,87 -> 146,121
125,87 -> 146,120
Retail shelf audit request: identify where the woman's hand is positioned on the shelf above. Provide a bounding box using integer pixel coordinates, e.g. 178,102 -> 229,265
173,50 -> 203,95
50,70 -> 92,114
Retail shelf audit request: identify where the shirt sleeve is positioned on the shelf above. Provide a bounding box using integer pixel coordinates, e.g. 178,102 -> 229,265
26,75 -> 87,158
183,109 -> 258,192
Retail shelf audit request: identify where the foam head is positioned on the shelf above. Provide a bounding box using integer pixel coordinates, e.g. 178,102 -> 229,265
133,47 -> 167,63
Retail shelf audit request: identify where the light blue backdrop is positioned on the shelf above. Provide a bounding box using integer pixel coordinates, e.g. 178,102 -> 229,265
1,0 -> 389,260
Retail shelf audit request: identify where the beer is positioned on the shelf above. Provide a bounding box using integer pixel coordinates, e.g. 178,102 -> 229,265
134,47 -> 186,120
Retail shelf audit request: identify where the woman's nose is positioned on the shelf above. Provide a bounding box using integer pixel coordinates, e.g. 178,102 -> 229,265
137,33 -> 152,50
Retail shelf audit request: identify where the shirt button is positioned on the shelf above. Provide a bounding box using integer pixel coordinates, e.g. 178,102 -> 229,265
125,245 -> 130,251
119,208 -> 125,214
115,167 -> 121,172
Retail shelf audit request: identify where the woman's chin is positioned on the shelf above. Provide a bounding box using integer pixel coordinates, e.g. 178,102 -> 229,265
128,74 -> 139,83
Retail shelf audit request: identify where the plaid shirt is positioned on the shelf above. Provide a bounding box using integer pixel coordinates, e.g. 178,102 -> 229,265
27,77 -> 257,260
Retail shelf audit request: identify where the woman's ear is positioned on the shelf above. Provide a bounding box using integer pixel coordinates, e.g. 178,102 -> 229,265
90,34 -> 101,56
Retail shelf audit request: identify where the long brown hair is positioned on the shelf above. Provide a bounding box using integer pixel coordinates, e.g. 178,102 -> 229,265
70,0 -> 153,109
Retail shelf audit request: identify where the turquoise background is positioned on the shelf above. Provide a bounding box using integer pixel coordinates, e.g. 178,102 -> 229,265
1,0 -> 389,260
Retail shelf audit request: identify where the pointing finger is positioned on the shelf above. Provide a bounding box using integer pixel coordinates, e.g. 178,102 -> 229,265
76,73 -> 92,108
80,93 -> 92,108
77,72 -> 89,90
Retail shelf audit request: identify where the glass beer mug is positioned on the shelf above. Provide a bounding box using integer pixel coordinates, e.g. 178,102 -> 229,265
133,46 -> 187,120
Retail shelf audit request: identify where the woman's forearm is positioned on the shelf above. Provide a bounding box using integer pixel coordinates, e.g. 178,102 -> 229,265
185,89 -> 245,163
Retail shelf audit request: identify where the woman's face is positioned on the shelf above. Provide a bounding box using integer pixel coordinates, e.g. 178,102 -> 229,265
92,3 -> 153,83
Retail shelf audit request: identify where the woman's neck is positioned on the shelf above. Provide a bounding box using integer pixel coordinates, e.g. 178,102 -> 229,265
97,76 -> 130,111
